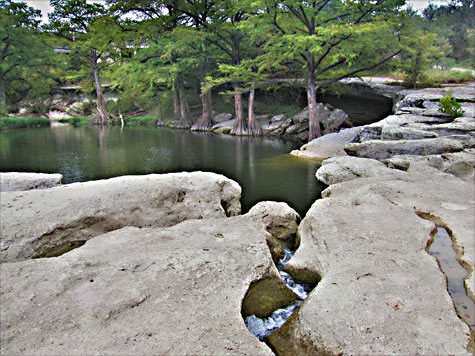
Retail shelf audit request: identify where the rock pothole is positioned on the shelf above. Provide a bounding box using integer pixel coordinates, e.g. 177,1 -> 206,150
242,234 -> 319,342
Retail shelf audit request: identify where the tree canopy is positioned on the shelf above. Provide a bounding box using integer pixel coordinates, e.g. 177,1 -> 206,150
1,0 -> 473,138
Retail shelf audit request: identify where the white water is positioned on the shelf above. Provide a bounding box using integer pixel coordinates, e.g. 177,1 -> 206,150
245,248 -> 311,340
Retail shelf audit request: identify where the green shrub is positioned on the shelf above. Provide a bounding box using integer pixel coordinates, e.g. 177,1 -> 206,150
57,116 -> 92,125
0,117 -> 50,130
438,90 -> 465,117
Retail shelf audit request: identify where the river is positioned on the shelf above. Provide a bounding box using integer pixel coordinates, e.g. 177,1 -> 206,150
0,125 -> 325,216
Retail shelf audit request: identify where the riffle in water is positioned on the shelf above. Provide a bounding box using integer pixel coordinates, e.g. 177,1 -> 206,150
245,247 -> 312,340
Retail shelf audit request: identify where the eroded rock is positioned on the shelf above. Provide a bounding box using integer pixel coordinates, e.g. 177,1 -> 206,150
270,158 -> 473,355
0,203 -> 300,356
344,136 -> 472,160
0,172 -> 63,192
0,172 -> 241,262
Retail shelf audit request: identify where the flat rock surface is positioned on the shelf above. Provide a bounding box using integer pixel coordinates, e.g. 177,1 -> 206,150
0,172 -> 63,192
290,128 -> 361,160
0,172 -> 241,262
344,136 -> 472,160
270,158 -> 473,355
0,205 -> 301,356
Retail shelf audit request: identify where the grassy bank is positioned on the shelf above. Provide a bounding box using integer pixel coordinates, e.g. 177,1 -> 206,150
58,116 -> 92,125
0,117 -> 51,131
110,116 -> 158,126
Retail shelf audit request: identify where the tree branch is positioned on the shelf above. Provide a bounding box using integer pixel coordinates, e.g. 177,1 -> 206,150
317,50 -> 402,88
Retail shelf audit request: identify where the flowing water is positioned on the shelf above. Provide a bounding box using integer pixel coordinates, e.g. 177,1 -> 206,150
245,247 -> 314,340
0,125 -> 325,215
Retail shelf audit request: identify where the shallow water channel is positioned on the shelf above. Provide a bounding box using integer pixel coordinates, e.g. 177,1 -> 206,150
429,227 -> 475,331
0,125 -> 325,215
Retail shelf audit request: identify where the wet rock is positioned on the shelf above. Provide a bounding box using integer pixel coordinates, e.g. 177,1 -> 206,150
0,172 -> 63,192
0,202 -> 300,356
290,128 -> 361,160
344,136 -> 472,160
270,159 -> 473,355
0,172 -> 241,262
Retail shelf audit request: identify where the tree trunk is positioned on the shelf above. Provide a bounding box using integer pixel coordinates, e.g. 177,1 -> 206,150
176,76 -> 193,128
91,50 -> 109,125
0,71 -> 6,116
231,83 -> 247,135
192,86 -> 214,131
247,82 -> 262,136
172,82 -> 180,121
307,70 -> 322,141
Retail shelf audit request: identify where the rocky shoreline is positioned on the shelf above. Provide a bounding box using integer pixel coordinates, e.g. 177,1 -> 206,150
1,83 -> 474,355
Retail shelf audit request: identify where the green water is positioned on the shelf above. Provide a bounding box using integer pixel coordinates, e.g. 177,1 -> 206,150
0,125 -> 325,215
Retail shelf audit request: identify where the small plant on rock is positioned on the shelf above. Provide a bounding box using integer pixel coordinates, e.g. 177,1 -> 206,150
438,90 -> 465,117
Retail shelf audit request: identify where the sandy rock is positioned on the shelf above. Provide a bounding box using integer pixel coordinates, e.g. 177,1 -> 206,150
315,156 -> 404,185
270,160 -> 473,355
344,136 -> 472,160
0,172 -> 63,192
0,172 -> 241,262
0,203 -> 301,356
290,127 -> 361,160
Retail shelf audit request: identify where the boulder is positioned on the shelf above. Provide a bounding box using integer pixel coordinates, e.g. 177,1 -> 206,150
0,202 -> 301,356
321,107 -> 350,135
210,119 -> 235,134
344,136 -> 472,160
271,114 -> 286,122
290,127 -> 362,160
213,112 -> 233,123
0,172 -> 63,192
247,201 -> 300,240
0,172 -> 241,262
269,159 -> 473,355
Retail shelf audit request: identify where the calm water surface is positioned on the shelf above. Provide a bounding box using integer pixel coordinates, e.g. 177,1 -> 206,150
0,125 -> 325,215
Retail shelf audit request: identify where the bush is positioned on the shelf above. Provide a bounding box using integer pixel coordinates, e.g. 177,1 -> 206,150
438,91 -> 465,117
0,117 -> 50,130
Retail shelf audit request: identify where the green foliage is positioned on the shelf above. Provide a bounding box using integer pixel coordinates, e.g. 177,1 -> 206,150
0,1 -> 55,114
438,91 -> 465,117
0,117 -> 50,130
422,0 -> 475,65
57,116 -> 91,125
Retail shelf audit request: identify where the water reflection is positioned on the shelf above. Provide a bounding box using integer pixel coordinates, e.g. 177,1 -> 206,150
0,126 -> 325,215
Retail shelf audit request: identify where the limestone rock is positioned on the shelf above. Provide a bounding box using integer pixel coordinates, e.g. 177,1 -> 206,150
290,127 -> 362,160
210,119 -> 235,134
247,201 -> 300,240
0,172 -> 241,262
270,160 -> 473,355
315,156 -> 404,185
344,136 -> 472,160
0,172 -> 63,192
213,112 -> 233,123
0,203 -> 300,356
385,149 -> 475,181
